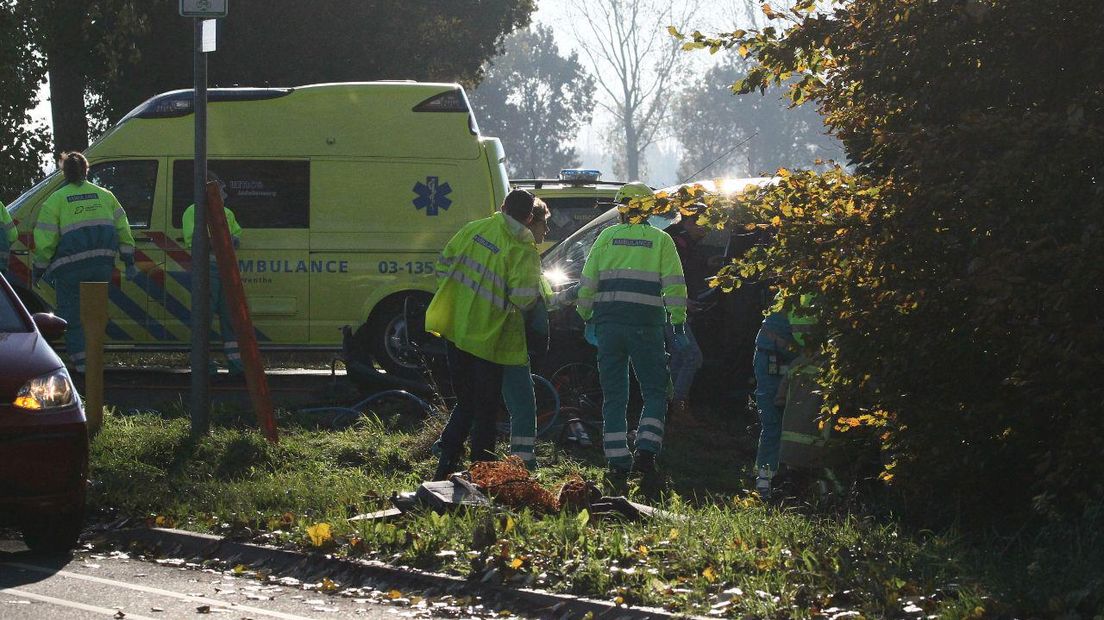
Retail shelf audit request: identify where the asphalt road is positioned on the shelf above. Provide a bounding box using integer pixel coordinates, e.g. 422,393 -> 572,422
0,535 -> 400,619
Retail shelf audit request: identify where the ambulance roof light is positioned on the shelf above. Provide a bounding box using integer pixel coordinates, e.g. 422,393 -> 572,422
559,169 -> 602,183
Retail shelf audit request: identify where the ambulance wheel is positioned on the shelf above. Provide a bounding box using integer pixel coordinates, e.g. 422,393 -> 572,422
368,296 -> 428,380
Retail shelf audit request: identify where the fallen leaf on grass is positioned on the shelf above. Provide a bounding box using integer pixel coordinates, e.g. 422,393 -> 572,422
306,523 -> 333,547
703,566 -> 717,583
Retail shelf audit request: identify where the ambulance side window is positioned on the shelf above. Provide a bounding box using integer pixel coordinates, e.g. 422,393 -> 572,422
88,160 -> 158,228
171,160 -> 310,229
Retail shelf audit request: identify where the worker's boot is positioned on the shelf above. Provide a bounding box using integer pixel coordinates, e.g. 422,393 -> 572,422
754,466 -> 773,500
432,456 -> 460,482
603,462 -> 628,493
631,450 -> 657,475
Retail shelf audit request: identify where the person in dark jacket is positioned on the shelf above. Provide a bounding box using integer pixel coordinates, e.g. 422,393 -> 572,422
663,205 -> 708,425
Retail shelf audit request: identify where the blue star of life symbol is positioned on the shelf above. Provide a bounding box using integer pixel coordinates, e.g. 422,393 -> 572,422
412,176 -> 453,216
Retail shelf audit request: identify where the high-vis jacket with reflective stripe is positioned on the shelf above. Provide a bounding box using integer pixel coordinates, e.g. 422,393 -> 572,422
425,212 -> 543,366
576,222 -> 687,327
182,204 -> 243,251
1,201 -> 16,268
33,181 -> 135,279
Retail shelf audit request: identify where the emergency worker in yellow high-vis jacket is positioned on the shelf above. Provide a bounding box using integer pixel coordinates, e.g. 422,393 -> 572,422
183,173 -> 244,376
33,152 -> 136,373
576,182 -> 688,475
425,189 -> 543,480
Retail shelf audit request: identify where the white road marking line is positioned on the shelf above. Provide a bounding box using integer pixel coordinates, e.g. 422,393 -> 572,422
0,561 -> 317,620
0,587 -> 158,619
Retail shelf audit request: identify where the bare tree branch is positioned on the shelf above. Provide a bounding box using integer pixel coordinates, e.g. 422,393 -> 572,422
569,0 -> 699,180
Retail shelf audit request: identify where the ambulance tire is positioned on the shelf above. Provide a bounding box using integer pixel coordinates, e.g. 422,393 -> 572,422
367,295 -> 430,380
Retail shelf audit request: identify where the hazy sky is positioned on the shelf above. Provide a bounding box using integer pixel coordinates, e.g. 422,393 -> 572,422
30,0 -> 754,185
532,0 -> 749,185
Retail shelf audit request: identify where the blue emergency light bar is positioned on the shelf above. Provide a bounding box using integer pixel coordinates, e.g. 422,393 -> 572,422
559,169 -> 602,182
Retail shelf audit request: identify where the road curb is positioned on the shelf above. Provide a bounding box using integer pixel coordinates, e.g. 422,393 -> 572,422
98,527 -> 689,619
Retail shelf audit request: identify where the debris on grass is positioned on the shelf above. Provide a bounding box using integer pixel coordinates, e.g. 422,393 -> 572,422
469,457 -> 559,513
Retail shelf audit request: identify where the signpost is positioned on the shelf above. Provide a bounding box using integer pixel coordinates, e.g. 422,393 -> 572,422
184,1 -> 225,437
180,0 -> 227,18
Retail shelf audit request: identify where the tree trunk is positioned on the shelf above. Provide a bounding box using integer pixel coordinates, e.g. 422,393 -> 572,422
624,117 -> 640,181
41,1 -> 89,155
47,58 -> 89,154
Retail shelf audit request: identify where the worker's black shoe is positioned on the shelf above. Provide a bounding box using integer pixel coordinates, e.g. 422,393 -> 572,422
605,465 -> 631,494
631,450 -> 657,474
432,458 -> 460,482
755,476 -> 772,500
606,463 -> 631,478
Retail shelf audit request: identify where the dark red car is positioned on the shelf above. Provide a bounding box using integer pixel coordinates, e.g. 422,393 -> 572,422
0,273 -> 87,552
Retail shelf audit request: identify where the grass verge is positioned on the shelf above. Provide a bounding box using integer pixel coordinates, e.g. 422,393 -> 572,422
89,406 -> 1103,618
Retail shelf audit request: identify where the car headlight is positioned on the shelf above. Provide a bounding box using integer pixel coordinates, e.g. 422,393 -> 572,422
13,368 -> 77,411
544,267 -> 570,287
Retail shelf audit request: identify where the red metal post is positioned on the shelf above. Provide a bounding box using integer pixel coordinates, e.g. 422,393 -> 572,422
205,181 -> 279,443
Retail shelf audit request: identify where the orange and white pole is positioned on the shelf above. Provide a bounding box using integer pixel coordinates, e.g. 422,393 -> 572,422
205,181 -> 278,443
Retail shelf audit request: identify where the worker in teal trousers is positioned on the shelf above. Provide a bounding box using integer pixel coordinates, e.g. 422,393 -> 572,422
576,182 -> 688,475
32,152 -> 137,374
502,199 -> 581,467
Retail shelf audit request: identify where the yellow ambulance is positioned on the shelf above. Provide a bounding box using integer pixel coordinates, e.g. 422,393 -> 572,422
3,82 -> 508,377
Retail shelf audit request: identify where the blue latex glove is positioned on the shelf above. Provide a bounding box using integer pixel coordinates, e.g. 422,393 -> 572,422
671,323 -> 689,351
125,263 -> 140,281
584,322 -> 598,346
560,282 -> 580,304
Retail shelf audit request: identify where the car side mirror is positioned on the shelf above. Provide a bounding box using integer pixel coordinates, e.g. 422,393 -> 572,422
33,312 -> 67,340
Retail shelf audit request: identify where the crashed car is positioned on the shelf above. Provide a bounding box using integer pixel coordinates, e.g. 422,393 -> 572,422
538,178 -> 777,392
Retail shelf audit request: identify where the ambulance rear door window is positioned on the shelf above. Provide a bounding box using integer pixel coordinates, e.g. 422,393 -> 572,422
171,160 -> 310,229
89,160 -> 158,228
